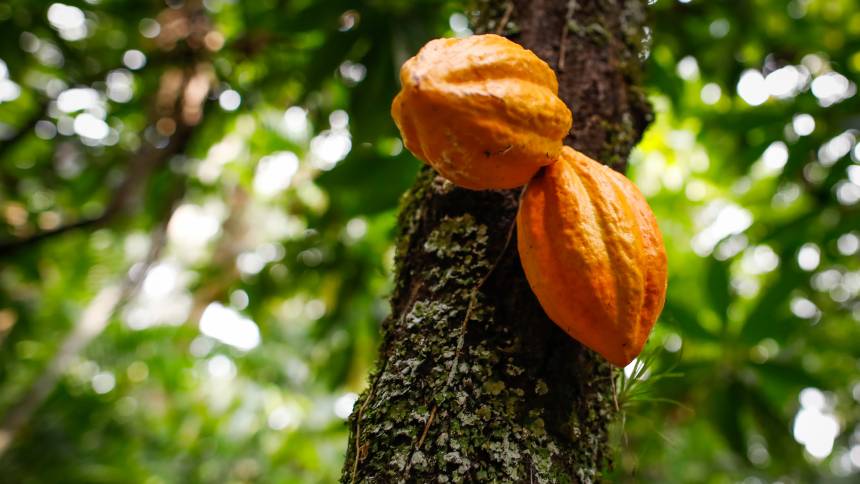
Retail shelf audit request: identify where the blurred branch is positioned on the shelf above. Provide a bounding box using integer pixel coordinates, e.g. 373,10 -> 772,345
0,39 -> 218,257
0,214 -> 108,254
0,180 -> 185,458
0,124 -> 194,258
187,186 -> 249,323
0,4 -> 223,257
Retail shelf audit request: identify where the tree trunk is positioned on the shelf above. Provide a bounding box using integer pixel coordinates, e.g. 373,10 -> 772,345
342,1 -> 652,481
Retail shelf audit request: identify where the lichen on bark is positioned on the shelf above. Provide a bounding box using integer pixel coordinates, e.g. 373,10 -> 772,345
343,1 -> 653,482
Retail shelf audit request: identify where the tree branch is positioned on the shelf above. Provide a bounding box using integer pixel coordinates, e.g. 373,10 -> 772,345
0,115 -> 195,258
0,214 -> 108,255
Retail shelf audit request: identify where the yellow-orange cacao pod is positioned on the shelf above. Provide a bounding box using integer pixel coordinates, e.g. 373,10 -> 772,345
517,147 -> 668,367
391,34 -> 572,190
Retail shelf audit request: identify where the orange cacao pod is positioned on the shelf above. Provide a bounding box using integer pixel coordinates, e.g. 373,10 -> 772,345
517,147 -> 668,367
391,34 -> 572,190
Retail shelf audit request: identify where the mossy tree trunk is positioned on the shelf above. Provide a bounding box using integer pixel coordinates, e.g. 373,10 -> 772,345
342,1 -> 652,481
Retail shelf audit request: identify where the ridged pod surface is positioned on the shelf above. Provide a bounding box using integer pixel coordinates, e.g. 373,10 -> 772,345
517,147 -> 668,367
391,34 -> 572,190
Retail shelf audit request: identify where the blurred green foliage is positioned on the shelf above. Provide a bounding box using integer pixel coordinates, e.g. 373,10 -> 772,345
0,0 -> 857,483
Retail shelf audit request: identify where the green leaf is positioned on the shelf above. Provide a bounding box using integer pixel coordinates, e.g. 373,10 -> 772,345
745,383 -> 807,473
753,361 -> 823,390
709,380 -> 748,463
705,257 -> 731,329
317,147 -> 420,217
738,275 -> 797,345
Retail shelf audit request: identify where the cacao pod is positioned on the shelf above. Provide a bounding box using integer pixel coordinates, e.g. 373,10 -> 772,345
391,34 -> 572,190
517,146 -> 668,367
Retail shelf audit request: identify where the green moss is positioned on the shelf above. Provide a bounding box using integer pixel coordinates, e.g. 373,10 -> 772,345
599,114 -> 638,170
618,0 -> 649,57
567,19 -> 611,43
469,0 -> 517,35
392,167 -> 435,296
482,380 -> 506,395
423,214 -> 489,259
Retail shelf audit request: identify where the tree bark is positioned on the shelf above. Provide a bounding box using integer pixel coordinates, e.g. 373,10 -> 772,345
342,1 -> 652,482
